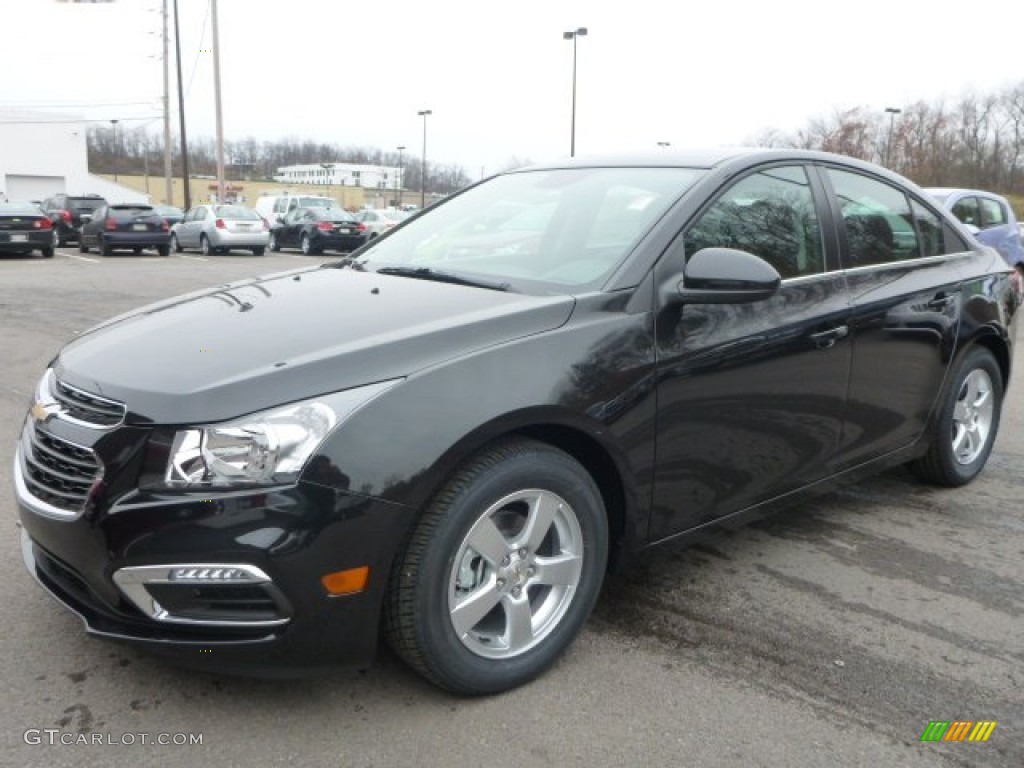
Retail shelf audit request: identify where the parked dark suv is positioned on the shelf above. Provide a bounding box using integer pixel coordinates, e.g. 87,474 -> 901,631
40,193 -> 107,246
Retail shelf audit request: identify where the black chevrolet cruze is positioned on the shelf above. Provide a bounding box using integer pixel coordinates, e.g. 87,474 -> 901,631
14,149 -> 1019,694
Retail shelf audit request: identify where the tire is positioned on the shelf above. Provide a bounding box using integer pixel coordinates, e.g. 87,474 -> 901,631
157,244 -> 170,257
301,233 -> 321,255
269,232 -> 280,252
40,247 -> 54,258
133,247 -> 142,255
912,346 -> 1003,487
78,240 -> 89,254
170,234 -> 183,253
252,246 -> 265,256
385,438 -> 608,695
200,235 -> 212,257
100,237 -> 112,257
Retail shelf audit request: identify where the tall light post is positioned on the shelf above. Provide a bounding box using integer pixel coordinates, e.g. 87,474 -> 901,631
173,0 -> 191,210
563,27 -> 587,157
211,0 -> 226,203
110,119 -> 120,183
320,162 -> 334,205
396,145 -> 405,208
418,110 -> 431,208
885,107 -> 901,168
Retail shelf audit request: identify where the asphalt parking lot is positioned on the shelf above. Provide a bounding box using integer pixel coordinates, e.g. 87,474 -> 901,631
1,247 -> 1022,767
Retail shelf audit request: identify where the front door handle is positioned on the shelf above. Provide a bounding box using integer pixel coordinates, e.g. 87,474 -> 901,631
809,325 -> 849,349
926,294 -> 955,311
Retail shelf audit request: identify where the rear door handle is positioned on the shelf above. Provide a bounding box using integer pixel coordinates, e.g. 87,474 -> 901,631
809,325 -> 849,349
926,294 -> 955,311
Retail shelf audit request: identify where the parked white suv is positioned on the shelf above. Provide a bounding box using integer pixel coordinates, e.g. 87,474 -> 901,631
254,194 -> 337,226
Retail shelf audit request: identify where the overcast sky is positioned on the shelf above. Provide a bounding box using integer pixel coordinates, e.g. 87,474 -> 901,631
3,0 -> 1023,177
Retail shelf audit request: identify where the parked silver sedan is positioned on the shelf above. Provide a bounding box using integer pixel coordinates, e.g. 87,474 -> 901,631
170,204 -> 270,256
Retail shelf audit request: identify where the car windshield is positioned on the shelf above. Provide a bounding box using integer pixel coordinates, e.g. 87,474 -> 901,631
299,197 -> 335,208
356,167 -> 704,292
319,210 -> 357,222
214,205 -> 260,220
0,203 -> 42,215
69,198 -> 105,211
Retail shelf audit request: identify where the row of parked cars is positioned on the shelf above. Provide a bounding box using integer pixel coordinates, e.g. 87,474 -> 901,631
2,186 -> 1020,265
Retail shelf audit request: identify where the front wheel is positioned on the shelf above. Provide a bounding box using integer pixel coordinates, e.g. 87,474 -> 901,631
385,439 -> 608,695
100,237 -> 112,257
252,246 -> 265,256
269,232 -> 280,252
912,347 -> 1003,486
170,233 -> 183,253
300,233 -> 321,255
200,235 -> 212,257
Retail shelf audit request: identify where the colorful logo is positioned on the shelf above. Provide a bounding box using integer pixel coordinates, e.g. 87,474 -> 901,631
920,721 -> 997,742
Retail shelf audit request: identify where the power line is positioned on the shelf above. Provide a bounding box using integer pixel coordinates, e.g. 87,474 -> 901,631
185,0 -> 211,98
0,116 -> 163,125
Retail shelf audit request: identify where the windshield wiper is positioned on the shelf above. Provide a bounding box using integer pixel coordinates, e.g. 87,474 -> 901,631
321,256 -> 366,271
374,266 -> 514,292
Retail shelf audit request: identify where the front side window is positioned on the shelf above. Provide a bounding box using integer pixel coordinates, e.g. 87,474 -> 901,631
979,197 -> 1008,229
951,196 -> 981,228
685,165 -> 824,279
827,169 -> 920,267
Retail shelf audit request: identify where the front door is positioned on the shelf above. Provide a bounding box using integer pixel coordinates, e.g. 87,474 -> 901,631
650,164 -> 852,541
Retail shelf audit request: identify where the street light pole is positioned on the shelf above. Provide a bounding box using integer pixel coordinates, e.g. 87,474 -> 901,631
162,0 -> 173,204
173,0 -> 191,210
396,145 -> 405,208
418,110 -> 431,209
211,0 -> 226,204
563,27 -> 587,157
885,107 -> 901,168
110,119 -> 120,183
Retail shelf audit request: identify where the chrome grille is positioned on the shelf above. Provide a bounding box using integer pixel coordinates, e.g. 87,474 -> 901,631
19,421 -> 101,514
53,378 -> 126,428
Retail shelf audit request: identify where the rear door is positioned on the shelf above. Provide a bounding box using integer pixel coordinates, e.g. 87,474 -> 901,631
650,163 -> 853,540
820,166 -> 962,467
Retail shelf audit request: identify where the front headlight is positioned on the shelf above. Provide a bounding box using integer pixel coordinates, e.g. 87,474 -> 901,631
162,380 -> 400,488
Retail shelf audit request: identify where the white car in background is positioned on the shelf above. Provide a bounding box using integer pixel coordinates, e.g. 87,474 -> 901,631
356,208 -> 406,238
170,204 -> 270,256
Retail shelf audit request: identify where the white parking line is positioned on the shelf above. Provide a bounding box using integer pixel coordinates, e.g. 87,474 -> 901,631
178,254 -> 209,262
68,254 -> 99,263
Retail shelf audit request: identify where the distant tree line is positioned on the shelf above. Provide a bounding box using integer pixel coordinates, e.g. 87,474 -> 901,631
87,129 -> 474,195
752,80 -> 1024,194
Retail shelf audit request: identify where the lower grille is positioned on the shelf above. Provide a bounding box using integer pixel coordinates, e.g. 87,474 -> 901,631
19,420 -> 101,515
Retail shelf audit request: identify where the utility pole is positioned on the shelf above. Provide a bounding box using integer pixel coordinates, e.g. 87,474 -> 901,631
211,0 -> 226,203
162,0 -> 172,204
173,0 -> 191,210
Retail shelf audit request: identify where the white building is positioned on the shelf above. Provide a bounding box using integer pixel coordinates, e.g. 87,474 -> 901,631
273,163 -> 402,192
0,109 -> 148,204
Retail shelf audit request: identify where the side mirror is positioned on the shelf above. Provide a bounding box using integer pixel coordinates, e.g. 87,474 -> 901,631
661,247 -> 781,305
964,223 -> 980,236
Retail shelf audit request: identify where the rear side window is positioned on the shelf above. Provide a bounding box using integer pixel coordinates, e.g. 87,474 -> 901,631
908,199 -> 954,257
685,165 -> 824,279
827,169 -> 921,267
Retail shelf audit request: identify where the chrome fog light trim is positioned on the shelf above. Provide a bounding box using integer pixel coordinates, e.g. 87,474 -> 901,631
112,563 -> 291,627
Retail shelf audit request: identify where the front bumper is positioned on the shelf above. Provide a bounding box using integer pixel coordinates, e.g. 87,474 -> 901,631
15,432 -> 414,673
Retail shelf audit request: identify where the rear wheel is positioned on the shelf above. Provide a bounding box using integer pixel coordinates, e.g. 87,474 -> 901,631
912,346 -> 1003,486
40,246 -> 55,258
200,235 -> 212,257
252,246 -> 265,256
78,239 -> 89,254
100,237 -> 112,257
269,232 -> 280,252
157,244 -> 170,257
385,438 -> 608,695
133,247 -> 142,255
301,233 -> 321,255
170,233 -> 183,253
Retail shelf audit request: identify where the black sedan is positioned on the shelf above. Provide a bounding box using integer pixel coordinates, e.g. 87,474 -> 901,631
0,203 -> 55,258
270,207 -> 369,254
78,204 -> 172,256
13,149 -> 1018,696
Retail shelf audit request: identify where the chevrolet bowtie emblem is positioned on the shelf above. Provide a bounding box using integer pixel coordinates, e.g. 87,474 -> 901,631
30,402 -> 59,423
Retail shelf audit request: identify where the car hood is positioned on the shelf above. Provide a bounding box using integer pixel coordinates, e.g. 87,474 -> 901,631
55,266 -> 574,424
